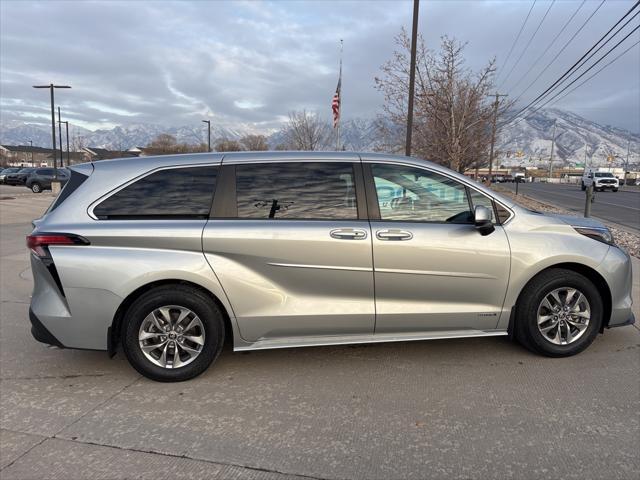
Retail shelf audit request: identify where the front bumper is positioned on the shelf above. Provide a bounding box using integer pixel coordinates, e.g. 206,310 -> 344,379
607,313 -> 635,328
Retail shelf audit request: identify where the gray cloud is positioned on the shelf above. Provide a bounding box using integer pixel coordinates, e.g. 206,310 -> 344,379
1,0 -> 638,132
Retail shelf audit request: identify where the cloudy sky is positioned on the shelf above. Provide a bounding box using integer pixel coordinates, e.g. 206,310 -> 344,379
1,0 -> 638,133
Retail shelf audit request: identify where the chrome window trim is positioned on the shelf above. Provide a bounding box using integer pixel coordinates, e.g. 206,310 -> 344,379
87,163 -> 219,221
362,158 -> 515,225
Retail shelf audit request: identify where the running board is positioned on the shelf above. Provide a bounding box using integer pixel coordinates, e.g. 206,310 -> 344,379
234,329 -> 508,352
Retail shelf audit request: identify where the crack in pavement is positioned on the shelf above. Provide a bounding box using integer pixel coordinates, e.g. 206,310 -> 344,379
1,426 -> 330,480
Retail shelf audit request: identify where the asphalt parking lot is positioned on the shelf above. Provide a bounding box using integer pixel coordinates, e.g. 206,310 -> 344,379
1,186 -> 639,480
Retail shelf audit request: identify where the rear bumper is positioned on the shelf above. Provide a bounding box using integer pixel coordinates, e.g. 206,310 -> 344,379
29,308 -> 65,348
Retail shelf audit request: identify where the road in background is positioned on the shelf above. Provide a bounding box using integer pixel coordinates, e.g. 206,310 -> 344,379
501,182 -> 640,232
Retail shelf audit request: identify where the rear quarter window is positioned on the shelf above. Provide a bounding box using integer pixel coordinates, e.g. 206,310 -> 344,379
93,166 -> 218,220
47,170 -> 90,213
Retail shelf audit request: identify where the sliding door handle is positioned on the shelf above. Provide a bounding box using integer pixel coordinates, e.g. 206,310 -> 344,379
330,228 -> 368,240
376,229 -> 413,241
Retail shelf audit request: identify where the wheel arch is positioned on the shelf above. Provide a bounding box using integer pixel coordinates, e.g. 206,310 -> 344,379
510,262 -> 612,334
108,279 -> 234,357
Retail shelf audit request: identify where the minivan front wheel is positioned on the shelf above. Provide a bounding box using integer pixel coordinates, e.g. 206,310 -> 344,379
515,269 -> 602,357
31,183 -> 42,193
122,285 -> 224,381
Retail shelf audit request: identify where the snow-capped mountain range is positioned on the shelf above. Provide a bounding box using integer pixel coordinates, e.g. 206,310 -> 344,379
1,109 -> 637,168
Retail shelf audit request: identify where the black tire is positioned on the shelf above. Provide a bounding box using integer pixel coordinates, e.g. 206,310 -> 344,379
613,188 -> 618,192
31,182 -> 42,193
122,284 -> 224,381
515,268 -> 603,357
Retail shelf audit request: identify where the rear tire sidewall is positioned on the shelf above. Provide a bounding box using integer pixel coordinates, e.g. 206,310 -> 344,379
517,270 -> 603,357
31,183 -> 42,193
122,286 -> 224,381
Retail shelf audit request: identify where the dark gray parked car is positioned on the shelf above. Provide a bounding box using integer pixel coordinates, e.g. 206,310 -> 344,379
25,168 -> 69,193
5,167 -> 36,185
0,167 -> 22,184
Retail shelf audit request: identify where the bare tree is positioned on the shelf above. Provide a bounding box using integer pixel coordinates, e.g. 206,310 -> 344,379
145,134 -> 201,155
240,134 -> 269,151
214,138 -> 243,152
375,31 -> 508,172
282,110 -> 331,151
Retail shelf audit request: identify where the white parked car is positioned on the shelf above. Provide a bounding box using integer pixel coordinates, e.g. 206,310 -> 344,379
581,170 -> 619,192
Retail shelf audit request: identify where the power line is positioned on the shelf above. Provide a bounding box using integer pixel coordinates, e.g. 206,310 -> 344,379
548,40 -> 640,108
516,35 -> 640,122
501,30 -> 640,126
505,0 -> 640,124
508,0 -> 586,96
496,0 -> 537,85
511,0 -> 606,106
499,0 -> 556,89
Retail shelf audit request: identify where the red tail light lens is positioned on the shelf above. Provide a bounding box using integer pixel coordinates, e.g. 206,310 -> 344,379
26,233 -> 89,257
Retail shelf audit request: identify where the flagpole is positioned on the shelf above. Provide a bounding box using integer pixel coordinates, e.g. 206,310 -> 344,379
336,39 -> 343,151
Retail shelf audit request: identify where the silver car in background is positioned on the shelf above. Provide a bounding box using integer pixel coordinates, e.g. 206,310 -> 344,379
27,152 -> 634,381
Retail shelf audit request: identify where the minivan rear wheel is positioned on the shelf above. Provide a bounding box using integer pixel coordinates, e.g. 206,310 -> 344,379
122,285 -> 224,381
515,268 -> 602,357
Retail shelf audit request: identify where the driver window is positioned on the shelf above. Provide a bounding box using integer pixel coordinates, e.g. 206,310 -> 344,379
371,164 -> 472,223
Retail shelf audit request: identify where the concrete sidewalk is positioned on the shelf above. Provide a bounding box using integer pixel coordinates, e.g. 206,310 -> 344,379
1,193 -> 638,480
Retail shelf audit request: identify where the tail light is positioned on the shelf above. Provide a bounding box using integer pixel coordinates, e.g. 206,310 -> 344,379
26,233 -> 90,257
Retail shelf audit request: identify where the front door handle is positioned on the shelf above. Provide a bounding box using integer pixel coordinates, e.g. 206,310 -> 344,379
376,229 -> 413,241
330,228 -> 368,240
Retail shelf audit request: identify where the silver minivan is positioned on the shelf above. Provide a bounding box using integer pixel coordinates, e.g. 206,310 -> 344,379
27,152 -> 634,381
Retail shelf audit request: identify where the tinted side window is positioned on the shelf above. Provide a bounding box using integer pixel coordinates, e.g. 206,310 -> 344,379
235,162 -> 357,220
94,166 -> 217,219
371,164 -> 472,223
38,168 -> 55,175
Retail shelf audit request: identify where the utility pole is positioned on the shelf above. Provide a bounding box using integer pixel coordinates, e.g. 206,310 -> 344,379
29,140 -> 33,166
32,84 -> 71,178
549,119 -> 557,181
405,0 -> 419,157
202,120 -> 211,152
487,92 -> 508,180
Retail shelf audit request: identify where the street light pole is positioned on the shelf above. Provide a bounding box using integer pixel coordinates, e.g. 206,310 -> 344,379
57,107 -> 64,167
202,120 -> 211,152
32,84 -> 71,178
405,0 -> 419,157
549,119 -> 557,181
59,120 -> 70,165
29,140 -> 33,166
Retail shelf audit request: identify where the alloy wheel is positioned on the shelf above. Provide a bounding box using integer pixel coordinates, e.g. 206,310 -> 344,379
138,305 -> 205,368
537,287 -> 591,345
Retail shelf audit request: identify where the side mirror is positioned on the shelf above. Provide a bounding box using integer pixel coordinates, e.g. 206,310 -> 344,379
474,205 -> 495,236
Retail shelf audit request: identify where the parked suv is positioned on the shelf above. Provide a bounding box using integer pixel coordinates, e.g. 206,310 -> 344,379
581,170 -> 619,192
25,167 -> 69,193
27,152 -> 634,381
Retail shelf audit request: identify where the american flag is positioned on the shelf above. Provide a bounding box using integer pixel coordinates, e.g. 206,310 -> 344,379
332,69 -> 341,129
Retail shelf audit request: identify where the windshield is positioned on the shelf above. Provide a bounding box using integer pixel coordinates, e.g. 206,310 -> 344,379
594,172 -> 614,178
18,168 -> 35,173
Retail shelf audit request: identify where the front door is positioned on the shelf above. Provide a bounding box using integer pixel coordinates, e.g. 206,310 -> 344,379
202,159 -> 375,343
364,161 -> 511,333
